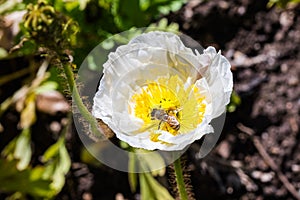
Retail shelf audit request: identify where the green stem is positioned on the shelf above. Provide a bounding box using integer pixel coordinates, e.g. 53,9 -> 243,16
63,63 -> 103,140
174,157 -> 188,200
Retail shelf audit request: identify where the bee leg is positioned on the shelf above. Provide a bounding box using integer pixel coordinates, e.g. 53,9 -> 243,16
158,120 -> 163,130
166,125 -> 169,132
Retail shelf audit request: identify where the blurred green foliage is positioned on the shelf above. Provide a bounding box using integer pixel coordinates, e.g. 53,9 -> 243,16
0,135 -> 70,199
0,63 -> 71,199
42,0 -> 186,64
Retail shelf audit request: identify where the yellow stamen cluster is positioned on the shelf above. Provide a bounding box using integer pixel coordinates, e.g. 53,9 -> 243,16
129,75 -> 206,143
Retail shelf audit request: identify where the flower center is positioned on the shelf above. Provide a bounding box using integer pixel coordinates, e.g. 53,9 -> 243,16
129,75 -> 206,141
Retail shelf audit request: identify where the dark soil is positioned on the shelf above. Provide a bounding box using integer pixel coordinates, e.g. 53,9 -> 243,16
167,0 -> 300,199
61,1 -> 300,199
1,0 -> 299,199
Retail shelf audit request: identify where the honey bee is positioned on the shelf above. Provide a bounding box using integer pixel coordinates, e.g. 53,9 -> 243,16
151,108 -> 181,131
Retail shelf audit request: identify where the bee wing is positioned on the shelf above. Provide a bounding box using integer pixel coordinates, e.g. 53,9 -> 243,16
131,121 -> 159,135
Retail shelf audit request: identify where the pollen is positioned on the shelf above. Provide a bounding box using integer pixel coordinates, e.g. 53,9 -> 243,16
129,75 -> 206,141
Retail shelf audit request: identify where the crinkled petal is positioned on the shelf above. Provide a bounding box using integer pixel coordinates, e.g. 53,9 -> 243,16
92,31 -> 233,151
129,31 -> 189,53
130,31 -> 202,80
196,46 -> 233,118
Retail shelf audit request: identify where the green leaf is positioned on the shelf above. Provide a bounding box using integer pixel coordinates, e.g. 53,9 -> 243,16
61,0 -> 90,11
42,137 -> 62,162
139,173 -> 155,200
139,0 -> 151,11
267,0 -> 300,7
147,0 -> 186,16
227,90 -> 241,112
135,149 -> 166,176
58,141 -> 71,174
34,81 -> 58,94
2,128 -> 32,170
14,128 -> 32,170
80,147 -> 102,167
42,137 -> 71,193
139,172 -> 174,200
86,55 -> 98,70
20,93 -> 36,129
1,136 -> 17,160
0,47 -> 8,59
0,159 -> 20,180
147,18 -> 179,33
30,166 -> 46,180
158,18 -> 168,29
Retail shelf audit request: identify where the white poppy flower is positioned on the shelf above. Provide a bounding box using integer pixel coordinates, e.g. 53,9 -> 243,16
92,31 -> 233,151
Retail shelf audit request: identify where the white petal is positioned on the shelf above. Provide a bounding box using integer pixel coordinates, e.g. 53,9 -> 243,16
130,31 -> 202,80
197,46 -> 233,118
92,31 -> 233,151
92,79 -> 112,124
129,31 -> 188,53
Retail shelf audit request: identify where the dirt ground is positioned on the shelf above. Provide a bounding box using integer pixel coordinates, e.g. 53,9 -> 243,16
1,0 -> 300,199
168,0 -> 300,199
62,1 -> 300,199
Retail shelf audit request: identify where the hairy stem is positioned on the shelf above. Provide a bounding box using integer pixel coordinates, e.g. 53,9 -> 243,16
174,157 -> 188,200
63,62 -> 103,140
